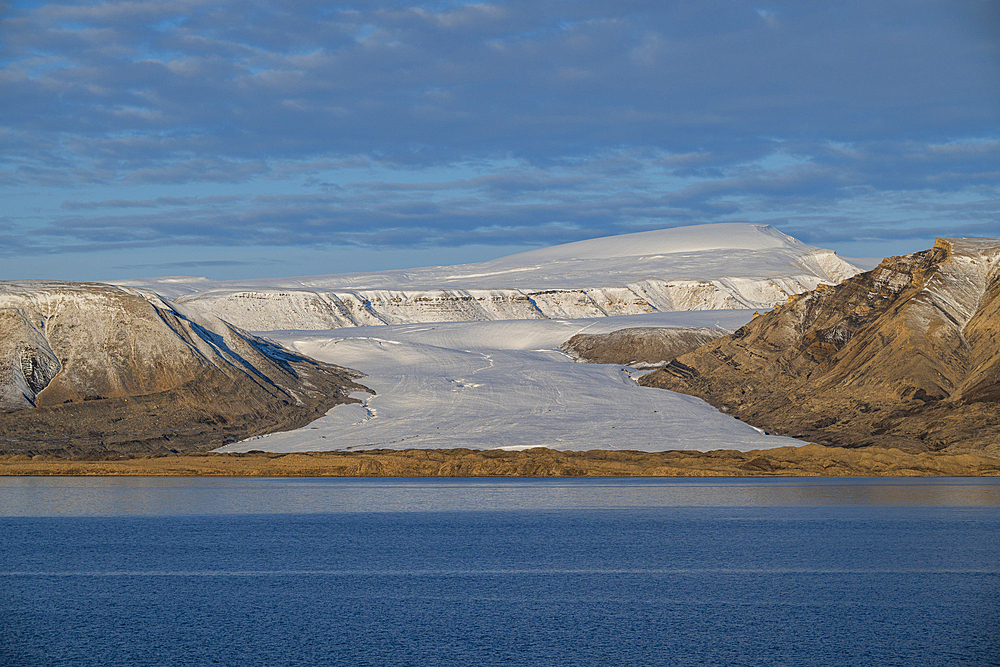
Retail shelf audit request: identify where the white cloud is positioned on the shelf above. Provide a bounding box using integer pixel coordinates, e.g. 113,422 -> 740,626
755,8 -> 779,28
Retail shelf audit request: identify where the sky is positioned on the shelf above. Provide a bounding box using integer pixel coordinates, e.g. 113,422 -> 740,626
1,0 -> 998,281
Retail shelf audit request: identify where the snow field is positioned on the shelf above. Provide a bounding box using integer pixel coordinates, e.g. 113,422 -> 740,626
115,223 -> 860,296
219,311 -> 806,453
112,224 -> 862,333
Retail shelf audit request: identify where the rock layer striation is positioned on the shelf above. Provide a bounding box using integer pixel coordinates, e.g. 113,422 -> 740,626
640,238 -> 1000,454
0,282 -> 366,455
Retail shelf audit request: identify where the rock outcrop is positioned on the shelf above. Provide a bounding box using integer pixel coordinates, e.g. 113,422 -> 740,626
641,238 -> 1000,454
560,327 -> 730,368
0,282 -> 367,456
171,279 -> 846,331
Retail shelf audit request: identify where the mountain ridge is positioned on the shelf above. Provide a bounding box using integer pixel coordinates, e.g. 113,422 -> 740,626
640,236 -> 1000,454
112,224 -> 861,331
0,282 -> 366,455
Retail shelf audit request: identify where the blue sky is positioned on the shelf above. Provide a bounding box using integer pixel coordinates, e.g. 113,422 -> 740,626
1,0 -> 998,280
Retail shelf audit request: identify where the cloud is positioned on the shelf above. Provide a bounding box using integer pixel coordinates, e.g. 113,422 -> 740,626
1,0 -> 997,276
113,258 -> 280,271
755,8 -> 779,28
7,142 -> 992,261
4,1 -> 996,174
60,195 -> 244,209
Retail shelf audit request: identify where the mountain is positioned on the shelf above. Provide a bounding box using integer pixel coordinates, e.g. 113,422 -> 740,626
114,223 -> 861,330
640,237 -> 1000,455
0,282 -> 365,456
0,224 -> 870,457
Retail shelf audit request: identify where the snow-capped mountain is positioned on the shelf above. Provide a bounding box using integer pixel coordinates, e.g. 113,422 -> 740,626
1,224 -> 873,456
115,223 -> 862,331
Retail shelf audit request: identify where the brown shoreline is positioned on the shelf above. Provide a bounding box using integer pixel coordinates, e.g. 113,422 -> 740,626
2,445 -> 998,477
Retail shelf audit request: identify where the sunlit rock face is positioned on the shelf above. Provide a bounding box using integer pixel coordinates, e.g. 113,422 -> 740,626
0,282 -> 365,455
560,327 -> 730,369
642,237 -> 1000,454
113,224 -> 863,331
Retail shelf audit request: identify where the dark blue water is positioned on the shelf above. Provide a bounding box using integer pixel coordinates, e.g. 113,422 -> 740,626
1,478 -> 998,666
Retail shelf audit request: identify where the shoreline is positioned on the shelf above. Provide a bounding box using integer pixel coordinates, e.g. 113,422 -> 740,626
2,445 -> 998,477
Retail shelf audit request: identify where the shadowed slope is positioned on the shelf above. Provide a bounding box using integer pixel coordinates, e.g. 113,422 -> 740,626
0,282 -> 366,456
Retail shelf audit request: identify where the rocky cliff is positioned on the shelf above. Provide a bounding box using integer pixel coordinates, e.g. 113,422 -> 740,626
0,282 -> 366,455
640,238 -> 1000,454
171,278 -> 841,331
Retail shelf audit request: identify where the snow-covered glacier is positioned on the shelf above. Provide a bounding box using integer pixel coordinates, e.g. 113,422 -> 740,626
116,224 -> 862,330
94,223 -> 871,454
222,312 -> 809,453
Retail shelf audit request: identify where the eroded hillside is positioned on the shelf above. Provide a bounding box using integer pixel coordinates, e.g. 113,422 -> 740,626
0,282 -> 366,455
641,238 -> 1000,454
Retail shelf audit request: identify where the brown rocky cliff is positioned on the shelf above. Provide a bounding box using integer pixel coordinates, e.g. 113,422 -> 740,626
640,238 -> 1000,454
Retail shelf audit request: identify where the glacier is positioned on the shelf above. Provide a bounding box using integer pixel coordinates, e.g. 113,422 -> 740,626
102,223 -> 865,453
219,311 -> 808,453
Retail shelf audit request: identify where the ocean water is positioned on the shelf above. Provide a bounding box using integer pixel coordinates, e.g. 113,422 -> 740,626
1,478 -> 998,667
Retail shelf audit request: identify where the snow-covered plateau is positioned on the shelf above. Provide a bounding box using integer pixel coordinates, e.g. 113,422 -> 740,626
115,223 -> 862,331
